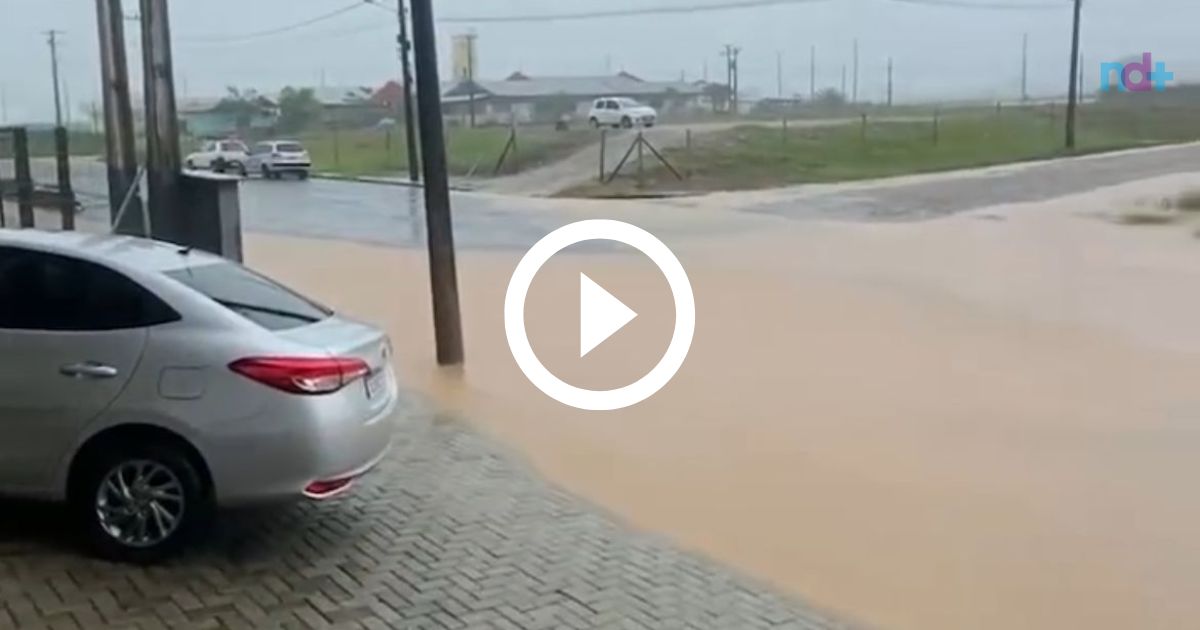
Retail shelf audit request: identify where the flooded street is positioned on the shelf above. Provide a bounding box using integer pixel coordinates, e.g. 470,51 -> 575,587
245,170 -> 1200,630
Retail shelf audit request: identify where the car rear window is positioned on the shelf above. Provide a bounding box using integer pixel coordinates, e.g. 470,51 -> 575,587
164,261 -> 331,331
276,142 -> 305,153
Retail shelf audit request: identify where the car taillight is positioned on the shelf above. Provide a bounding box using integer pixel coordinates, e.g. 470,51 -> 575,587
229,357 -> 370,395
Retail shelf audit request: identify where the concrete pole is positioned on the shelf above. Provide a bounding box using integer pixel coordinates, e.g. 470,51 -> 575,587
411,0 -> 465,366
139,0 -> 183,241
47,30 -> 64,128
1065,0 -> 1082,149
95,0 -> 144,234
396,0 -> 420,182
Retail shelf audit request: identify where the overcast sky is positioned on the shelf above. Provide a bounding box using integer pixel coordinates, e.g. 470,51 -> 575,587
0,0 -> 1194,124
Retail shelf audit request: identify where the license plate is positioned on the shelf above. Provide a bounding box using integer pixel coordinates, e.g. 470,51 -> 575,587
364,369 -> 386,398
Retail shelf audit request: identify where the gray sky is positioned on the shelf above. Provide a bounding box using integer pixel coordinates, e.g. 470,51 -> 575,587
0,0 -> 1194,124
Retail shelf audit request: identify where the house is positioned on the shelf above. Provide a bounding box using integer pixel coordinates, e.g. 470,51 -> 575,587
309,86 -> 387,127
440,72 -> 706,125
178,96 -> 277,138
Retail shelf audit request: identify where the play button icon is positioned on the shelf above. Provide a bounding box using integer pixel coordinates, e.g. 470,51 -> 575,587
505,220 -> 696,411
579,273 -> 637,357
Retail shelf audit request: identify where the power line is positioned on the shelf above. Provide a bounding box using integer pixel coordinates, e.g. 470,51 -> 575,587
439,0 -> 835,24
885,0 -> 1062,9
177,2 -> 366,43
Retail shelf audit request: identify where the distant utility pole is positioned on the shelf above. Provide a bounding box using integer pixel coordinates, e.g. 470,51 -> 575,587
411,0 -> 465,366
809,45 -> 816,99
887,57 -> 894,106
465,31 -> 478,128
721,44 -> 741,113
390,0 -> 420,182
1065,0 -> 1082,149
1021,32 -> 1029,101
852,38 -> 859,103
841,64 -> 847,96
776,51 -> 783,97
46,29 -> 65,127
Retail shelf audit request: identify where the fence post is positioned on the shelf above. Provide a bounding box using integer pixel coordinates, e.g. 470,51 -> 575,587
55,126 -> 75,231
13,127 -> 34,228
860,113 -> 868,145
685,128 -> 693,178
933,108 -> 940,146
782,117 -> 789,144
599,129 -> 607,182
636,132 -> 645,189
511,125 -> 520,173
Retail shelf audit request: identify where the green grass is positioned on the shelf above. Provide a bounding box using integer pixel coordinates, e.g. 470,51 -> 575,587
566,105 -> 1200,196
300,126 -> 595,178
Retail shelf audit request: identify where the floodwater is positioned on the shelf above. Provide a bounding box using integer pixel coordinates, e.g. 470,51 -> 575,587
248,174 -> 1200,630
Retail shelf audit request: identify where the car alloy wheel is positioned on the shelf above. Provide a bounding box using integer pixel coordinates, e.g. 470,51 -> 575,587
95,460 -> 186,549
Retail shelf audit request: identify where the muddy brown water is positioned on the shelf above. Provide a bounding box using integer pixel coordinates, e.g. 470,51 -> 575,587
247,176 -> 1200,630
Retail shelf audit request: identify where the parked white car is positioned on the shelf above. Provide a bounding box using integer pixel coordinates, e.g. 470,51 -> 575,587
588,97 -> 658,129
185,140 -> 249,175
246,140 -> 313,180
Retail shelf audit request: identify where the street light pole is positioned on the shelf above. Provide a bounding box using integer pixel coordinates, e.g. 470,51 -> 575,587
395,0 -> 420,182
410,0 -> 465,366
1065,0 -> 1083,149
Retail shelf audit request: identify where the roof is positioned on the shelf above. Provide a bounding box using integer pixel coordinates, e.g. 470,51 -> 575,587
444,74 -> 704,99
306,86 -> 375,106
0,229 -> 223,273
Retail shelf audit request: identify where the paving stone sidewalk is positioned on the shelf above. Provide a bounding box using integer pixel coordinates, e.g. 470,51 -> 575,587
0,401 -> 852,630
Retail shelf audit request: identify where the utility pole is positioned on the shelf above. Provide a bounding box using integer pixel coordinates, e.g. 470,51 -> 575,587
776,51 -> 783,98
887,57 -> 894,107
1021,32 -> 1029,101
721,44 -> 741,113
393,0 -> 420,182
464,32 -> 478,128
411,0 -> 465,366
139,0 -> 183,241
852,38 -> 859,103
96,0 -> 144,234
1079,53 -> 1085,97
1065,0 -> 1082,149
809,45 -> 816,100
841,64 -> 847,96
46,30 -> 65,127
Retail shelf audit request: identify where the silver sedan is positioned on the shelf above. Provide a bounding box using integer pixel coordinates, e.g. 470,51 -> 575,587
0,229 -> 403,562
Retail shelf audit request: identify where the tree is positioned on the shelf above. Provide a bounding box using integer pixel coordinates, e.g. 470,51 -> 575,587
216,86 -> 266,135
813,88 -> 847,109
278,87 -> 322,133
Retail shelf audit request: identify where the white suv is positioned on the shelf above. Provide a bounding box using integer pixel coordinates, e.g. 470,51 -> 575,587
246,140 -> 312,180
185,140 -> 249,175
588,97 -> 658,129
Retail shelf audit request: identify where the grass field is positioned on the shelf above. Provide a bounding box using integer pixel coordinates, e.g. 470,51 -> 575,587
301,126 -> 595,178
565,105 -> 1200,196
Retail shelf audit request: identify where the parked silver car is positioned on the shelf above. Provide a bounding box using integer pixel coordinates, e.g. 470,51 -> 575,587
0,229 -> 401,562
246,140 -> 312,180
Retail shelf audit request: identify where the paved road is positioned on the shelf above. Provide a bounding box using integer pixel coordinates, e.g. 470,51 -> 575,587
746,142 -> 1200,221
0,401 -> 846,630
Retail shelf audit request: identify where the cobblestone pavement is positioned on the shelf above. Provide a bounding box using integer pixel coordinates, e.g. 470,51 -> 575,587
0,401 -> 850,630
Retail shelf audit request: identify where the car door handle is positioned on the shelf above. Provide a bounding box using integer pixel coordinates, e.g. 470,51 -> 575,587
60,362 -> 119,379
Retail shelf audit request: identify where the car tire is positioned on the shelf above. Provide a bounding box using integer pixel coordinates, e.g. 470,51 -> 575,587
297,170 -> 310,180
70,438 -> 211,564
185,159 -> 195,170
261,164 -> 272,180
621,116 -> 633,129
212,158 -> 226,174
590,117 -> 601,129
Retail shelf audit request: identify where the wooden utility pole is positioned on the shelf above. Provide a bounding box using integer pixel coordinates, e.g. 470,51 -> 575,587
95,0 -> 144,234
411,0 -> 465,366
852,38 -> 860,103
1021,33 -> 1029,101
809,45 -> 816,100
887,57 -> 894,107
139,0 -> 183,241
465,32 -> 478,128
1065,0 -> 1082,149
46,30 -> 65,127
395,0 -> 420,182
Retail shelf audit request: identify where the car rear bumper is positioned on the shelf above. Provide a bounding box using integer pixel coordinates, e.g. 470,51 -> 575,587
206,391 -> 412,506
270,162 -> 311,170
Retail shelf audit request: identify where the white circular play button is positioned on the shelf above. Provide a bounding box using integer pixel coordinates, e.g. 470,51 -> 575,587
504,220 -> 696,411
